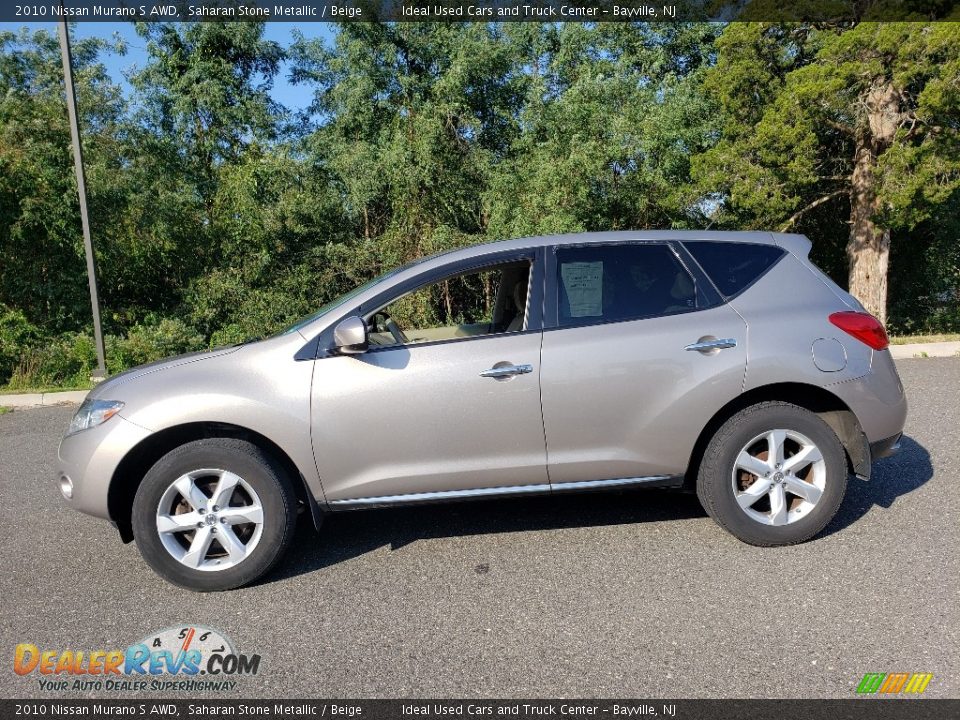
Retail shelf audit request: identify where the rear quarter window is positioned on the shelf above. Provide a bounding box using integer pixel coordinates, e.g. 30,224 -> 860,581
684,241 -> 785,299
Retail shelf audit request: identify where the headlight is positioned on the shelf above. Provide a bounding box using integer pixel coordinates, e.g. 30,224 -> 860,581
67,399 -> 125,436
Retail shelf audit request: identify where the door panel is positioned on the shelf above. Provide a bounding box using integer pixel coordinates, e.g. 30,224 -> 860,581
311,332 -> 547,502
540,304 -> 747,483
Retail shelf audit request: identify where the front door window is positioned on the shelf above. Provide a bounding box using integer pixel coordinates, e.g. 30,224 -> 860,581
367,260 -> 532,347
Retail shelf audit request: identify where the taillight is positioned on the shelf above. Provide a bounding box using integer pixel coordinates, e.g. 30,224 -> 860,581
828,311 -> 889,351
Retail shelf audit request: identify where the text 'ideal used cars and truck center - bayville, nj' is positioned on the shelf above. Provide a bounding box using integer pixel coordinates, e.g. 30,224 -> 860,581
21,3 -> 678,20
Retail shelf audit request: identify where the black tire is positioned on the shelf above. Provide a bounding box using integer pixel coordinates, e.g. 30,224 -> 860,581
132,438 -> 296,591
696,401 -> 847,546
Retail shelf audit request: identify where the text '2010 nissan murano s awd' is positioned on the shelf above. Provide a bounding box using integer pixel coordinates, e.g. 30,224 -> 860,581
57,231 -> 907,591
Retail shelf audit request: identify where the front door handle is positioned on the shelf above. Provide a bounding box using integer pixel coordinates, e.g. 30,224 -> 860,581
684,338 -> 738,353
480,363 -> 533,379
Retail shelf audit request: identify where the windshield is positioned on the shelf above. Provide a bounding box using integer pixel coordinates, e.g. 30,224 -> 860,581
280,274 -> 389,337
280,252 -> 446,336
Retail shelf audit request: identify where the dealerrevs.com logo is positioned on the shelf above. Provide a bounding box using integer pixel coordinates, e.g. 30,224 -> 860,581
14,625 -> 260,693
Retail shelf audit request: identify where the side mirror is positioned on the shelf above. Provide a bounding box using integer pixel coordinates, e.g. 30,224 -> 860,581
333,316 -> 368,355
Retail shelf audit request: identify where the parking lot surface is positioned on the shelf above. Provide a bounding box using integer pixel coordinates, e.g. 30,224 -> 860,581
1,358 -> 957,698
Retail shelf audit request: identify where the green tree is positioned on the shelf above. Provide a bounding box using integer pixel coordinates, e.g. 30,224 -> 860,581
696,21 -> 960,325
485,23 -> 720,238
130,22 -> 284,199
126,21 -> 345,339
291,22 -> 523,265
0,27 -> 128,332
186,144 -> 353,342
127,22 -> 286,287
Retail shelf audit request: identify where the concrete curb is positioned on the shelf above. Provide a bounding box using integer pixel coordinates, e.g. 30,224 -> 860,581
1,390 -> 89,408
889,341 -> 960,360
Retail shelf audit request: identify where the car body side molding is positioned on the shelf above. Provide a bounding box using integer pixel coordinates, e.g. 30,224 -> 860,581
326,475 -> 683,510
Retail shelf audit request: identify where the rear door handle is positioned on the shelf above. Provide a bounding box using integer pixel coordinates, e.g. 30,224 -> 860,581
684,338 -> 738,353
480,363 -> 533,379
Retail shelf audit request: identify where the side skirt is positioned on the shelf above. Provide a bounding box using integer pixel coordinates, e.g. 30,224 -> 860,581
326,475 -> 683,510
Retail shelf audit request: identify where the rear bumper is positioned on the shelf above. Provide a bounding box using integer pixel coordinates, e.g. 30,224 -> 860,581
827,350 -> 906,481
828,350 -> 907,446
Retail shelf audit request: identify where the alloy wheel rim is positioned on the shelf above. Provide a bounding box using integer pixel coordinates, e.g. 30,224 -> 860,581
156,468 -> 264,572
731,429 -> 826,526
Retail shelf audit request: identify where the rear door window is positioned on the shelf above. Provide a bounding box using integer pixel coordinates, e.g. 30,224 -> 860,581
555,243 -> 698,327
684,241 -> 785,299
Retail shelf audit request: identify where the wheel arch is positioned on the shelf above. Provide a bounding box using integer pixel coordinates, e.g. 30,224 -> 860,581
684,382 -> 870,491
108,422 -> 323,543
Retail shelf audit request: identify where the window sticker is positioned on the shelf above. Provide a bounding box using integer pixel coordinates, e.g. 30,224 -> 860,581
561,261 -> 603,317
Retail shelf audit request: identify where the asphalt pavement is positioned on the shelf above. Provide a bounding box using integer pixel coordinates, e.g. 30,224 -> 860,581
1,358 -> 957,699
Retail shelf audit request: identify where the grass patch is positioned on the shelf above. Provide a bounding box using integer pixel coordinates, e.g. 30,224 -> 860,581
0,406 -> 11,415
889,333 -> 960,345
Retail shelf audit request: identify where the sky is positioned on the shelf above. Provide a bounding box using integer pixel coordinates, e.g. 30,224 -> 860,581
0,21 -> 336,112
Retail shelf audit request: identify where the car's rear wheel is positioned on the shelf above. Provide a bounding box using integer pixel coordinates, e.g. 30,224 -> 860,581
697,401 -> 847,546
132,438 -> 296,591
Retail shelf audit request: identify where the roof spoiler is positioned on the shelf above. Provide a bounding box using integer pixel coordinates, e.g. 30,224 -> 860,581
771,233 -> 813,258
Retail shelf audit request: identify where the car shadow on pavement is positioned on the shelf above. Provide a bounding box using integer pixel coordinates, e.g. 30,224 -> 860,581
822,434 -> 933,537
262,435 -> 932,585
263,488 -> 708,585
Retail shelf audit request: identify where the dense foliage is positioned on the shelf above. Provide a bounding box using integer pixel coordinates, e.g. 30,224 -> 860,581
0,20 -> 957,387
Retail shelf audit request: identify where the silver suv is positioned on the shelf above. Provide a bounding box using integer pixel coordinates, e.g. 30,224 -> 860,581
57,232 -> 907,591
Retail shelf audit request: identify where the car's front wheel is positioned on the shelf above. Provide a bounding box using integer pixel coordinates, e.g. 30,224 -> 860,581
132,438 -> 296,591
697,401 -> 848,546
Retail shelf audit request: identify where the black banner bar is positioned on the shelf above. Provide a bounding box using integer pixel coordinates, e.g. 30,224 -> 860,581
3,0 -> 959,23
3,700 -> 960,720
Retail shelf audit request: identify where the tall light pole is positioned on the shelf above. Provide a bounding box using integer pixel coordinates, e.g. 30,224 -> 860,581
57,20 -> 107,381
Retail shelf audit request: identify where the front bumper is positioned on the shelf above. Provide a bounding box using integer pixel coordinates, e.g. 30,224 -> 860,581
56,415 -> 152,522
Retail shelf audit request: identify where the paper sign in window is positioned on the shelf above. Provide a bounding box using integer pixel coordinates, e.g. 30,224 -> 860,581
561,261 -> 603,317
